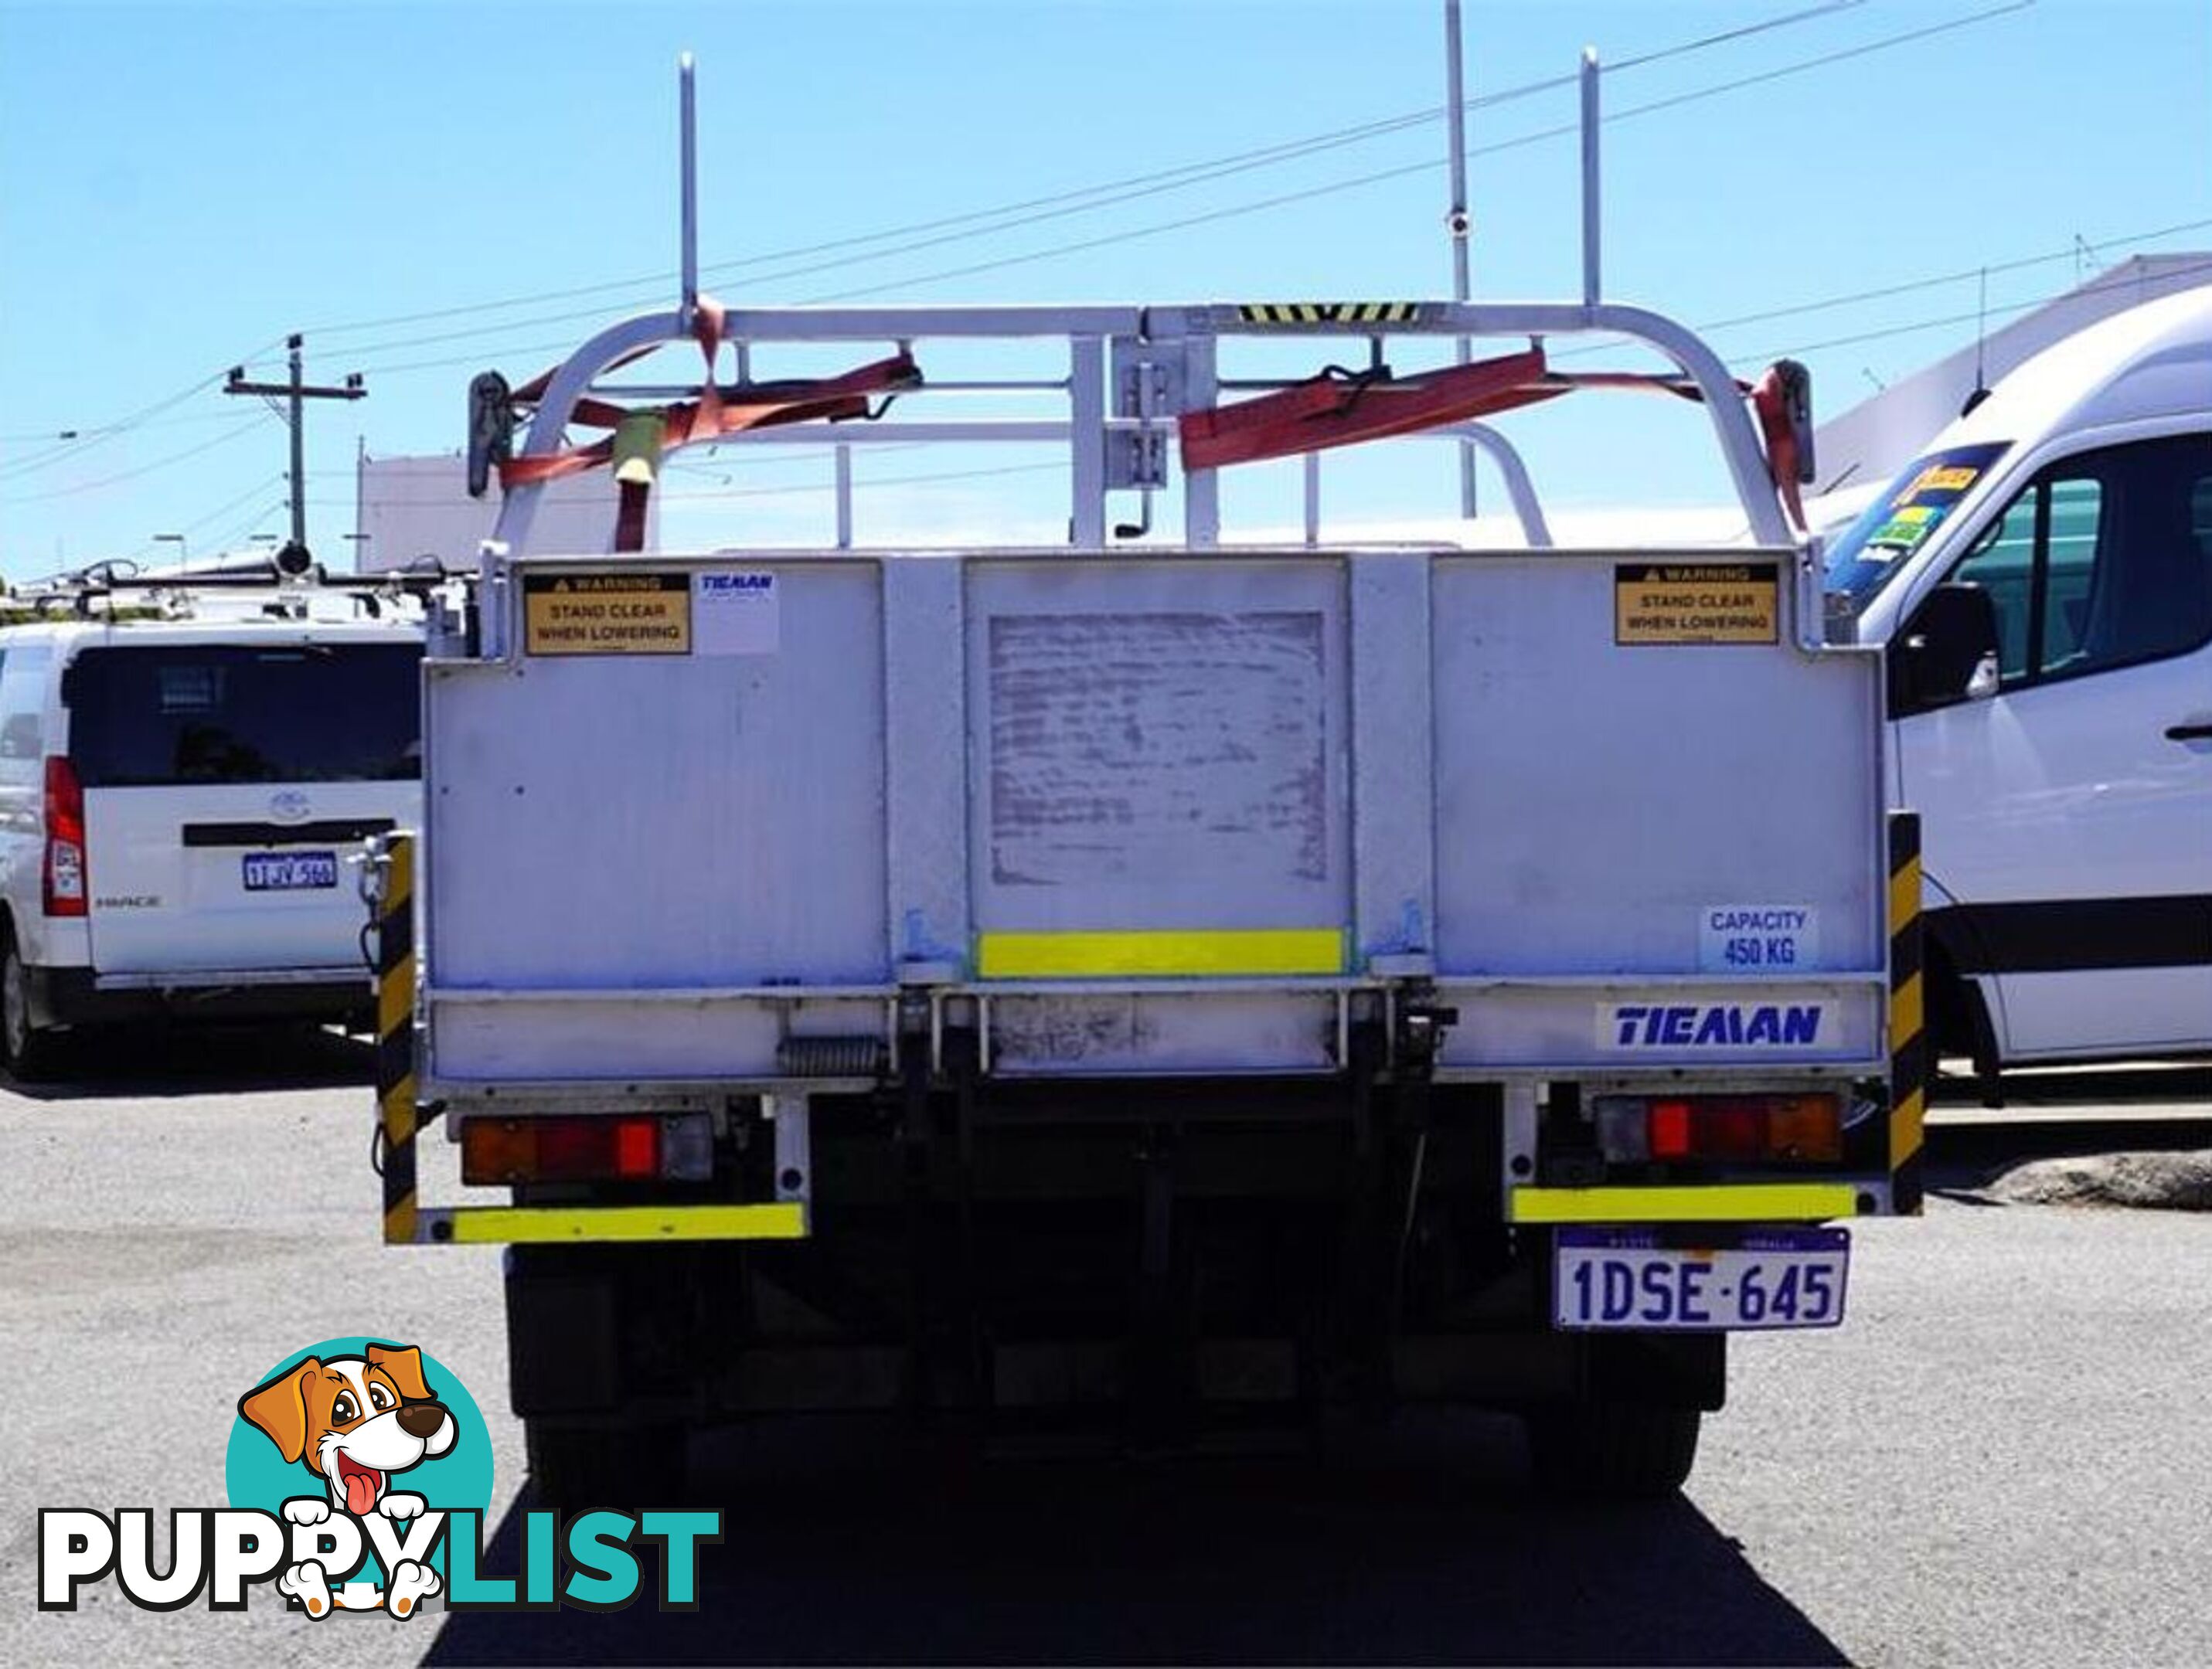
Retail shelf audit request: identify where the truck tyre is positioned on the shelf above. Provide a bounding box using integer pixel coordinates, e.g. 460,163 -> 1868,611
526,1419 -> 689,1511
1525,1399 -> 1702,1499
1,933 -> 63,1083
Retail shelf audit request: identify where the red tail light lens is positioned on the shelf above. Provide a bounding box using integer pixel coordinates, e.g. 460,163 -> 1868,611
1648,1100 -> 1692,1159
43,756 -> 87,917
1598,1093 -> 1843,1165
463,1113 -> 706,1185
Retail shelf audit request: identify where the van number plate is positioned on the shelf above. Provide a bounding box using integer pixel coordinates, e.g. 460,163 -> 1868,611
1554,1227 -> 1849,1331
242,851 -> 339,891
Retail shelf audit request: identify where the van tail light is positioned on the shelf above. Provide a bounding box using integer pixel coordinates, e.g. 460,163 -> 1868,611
462,1113 -> 713,1186
1597,1093 -> 1843,1164
43,756 -> 87,917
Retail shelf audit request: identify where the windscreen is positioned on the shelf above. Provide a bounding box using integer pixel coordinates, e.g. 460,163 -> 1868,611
1823,440 -> 2011,605
66,642 -> 422,787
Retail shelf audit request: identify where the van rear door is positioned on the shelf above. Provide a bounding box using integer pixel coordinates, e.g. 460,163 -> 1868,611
66,640 -> 421,978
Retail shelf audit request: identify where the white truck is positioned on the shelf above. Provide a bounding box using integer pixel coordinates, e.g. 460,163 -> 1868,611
367,61 -> 1922,1504
1823,285 -> 2212,1088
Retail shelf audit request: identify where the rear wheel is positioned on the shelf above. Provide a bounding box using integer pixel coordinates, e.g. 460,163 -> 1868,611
1,933 -> 63,1083
1525,1399 -> 1702,1499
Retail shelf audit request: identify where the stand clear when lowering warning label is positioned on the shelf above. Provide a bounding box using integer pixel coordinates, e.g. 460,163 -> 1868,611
522,571 -> 692,655
1614,562 -> 1778,645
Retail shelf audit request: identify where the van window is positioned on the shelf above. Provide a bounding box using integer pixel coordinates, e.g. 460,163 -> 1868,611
65,643 -> 422,787
0,644 -> 49,787
1938,434 -> 2212,689
1948,488 -> 2040,679
1825,440 -> 2012,605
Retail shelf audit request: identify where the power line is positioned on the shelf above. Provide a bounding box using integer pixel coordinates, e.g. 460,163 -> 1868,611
302,1 -> 1866,347
0,414 -> 279,505
808,1 -> 2033,305
1737,253 -> 2212,365
0,338 -> 284,483
335,0 -> 2031,382
126,473 -> 288,559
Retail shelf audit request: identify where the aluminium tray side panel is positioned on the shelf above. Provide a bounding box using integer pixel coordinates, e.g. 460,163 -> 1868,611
425,561 -> 888,1079
1430,552 -> 1887,1069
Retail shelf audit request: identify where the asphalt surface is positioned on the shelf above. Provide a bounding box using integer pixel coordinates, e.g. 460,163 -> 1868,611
2,1028 -> 2207,1667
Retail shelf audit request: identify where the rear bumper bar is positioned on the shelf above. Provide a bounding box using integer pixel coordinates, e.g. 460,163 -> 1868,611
32,966 -> 372,1029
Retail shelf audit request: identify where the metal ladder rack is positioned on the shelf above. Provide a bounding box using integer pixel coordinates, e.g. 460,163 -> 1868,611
479,54 -> 1803,566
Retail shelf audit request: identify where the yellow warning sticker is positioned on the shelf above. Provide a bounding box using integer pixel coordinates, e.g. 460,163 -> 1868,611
1614,562 -> 1780,645
522,571 -> 691,656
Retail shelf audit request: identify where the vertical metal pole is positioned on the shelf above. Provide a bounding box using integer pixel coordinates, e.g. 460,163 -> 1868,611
679,52 -> 699,328
1445,0 -> 1476,518
835,444 -> 853,549
1580,47 -> 1601,313
1069,336 -> 1107,547
287,335 -> 308,552
1303,453 -> 1322,547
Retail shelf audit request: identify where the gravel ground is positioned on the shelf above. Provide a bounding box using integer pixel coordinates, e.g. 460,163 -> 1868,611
4,1032 -> 2209,1667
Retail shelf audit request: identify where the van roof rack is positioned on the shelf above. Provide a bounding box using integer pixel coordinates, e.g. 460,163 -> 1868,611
4,553 -> 451,624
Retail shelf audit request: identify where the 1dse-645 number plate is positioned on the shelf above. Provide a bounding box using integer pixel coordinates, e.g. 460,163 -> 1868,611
1554,1226 -> 1849,1331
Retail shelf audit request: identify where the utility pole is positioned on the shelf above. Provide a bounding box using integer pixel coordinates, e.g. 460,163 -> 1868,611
1444,0 -> 1475,518
223,335 -> 363,568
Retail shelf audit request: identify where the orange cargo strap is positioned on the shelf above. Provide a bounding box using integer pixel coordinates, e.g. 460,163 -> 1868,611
1748,360 -> 1811,532
1177,346 -> 1560,471
499,297 -> 921,489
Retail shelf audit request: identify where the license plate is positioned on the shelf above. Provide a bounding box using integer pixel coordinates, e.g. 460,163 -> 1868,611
1554,1226 -> 1849,1332
241,851 -> 339,892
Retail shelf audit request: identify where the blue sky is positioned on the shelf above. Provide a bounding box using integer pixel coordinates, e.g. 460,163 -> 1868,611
2,0 -> 2207,572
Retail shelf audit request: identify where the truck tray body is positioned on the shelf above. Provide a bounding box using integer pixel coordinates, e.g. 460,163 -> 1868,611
421,544 -> 1884,1092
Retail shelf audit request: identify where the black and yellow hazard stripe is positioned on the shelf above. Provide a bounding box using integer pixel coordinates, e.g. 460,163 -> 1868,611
1236,301 -> 1421,325
376,834 -> 419,1246
1888,811 -> 1926,1215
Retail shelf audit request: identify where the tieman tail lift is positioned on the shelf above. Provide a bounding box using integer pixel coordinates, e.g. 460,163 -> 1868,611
368,53 -> 1919,1504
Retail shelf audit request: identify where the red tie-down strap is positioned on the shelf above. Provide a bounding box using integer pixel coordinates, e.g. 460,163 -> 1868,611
1177,347 -> 1561,471
1747,359 -> 1814,533
499,299 -> 921,489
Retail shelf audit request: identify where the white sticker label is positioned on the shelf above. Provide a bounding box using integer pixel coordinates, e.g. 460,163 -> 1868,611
1598,1002 -> 1829,1051
693,570 -> 779,654
1699,905 -> 1819,973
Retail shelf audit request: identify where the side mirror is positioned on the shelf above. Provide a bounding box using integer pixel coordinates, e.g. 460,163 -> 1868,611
1890,583 -> 2001,716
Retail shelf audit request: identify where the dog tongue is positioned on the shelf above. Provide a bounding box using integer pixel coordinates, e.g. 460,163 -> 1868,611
343,1468 -> 379,1516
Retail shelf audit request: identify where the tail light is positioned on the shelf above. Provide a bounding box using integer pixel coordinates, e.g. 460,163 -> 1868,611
463,1113 -> 713,1185
1596,1093 -> 1843,1164
43,756 -> 86,917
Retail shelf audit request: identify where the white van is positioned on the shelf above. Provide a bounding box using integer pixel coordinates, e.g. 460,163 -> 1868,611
1823,286 -> 2212,1083
0,575 -> 424,1077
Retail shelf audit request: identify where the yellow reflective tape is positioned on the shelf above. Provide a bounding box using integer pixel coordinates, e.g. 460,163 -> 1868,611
383,834 -> 413,916
381,1085 -> 417,1145
1889,857 -> 1921,938
1891,970 -> 1924,1051
976,928 -> 1346,979
1508,1182 -> 1861,1225
425,1203 -> 808,1245
1891,1086 -> 1927,1164
378,970 -> 413,1038
384,1197 -> 417,1246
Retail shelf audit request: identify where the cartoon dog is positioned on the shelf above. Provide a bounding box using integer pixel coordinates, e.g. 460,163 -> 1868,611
238,1343 -> 457,1619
